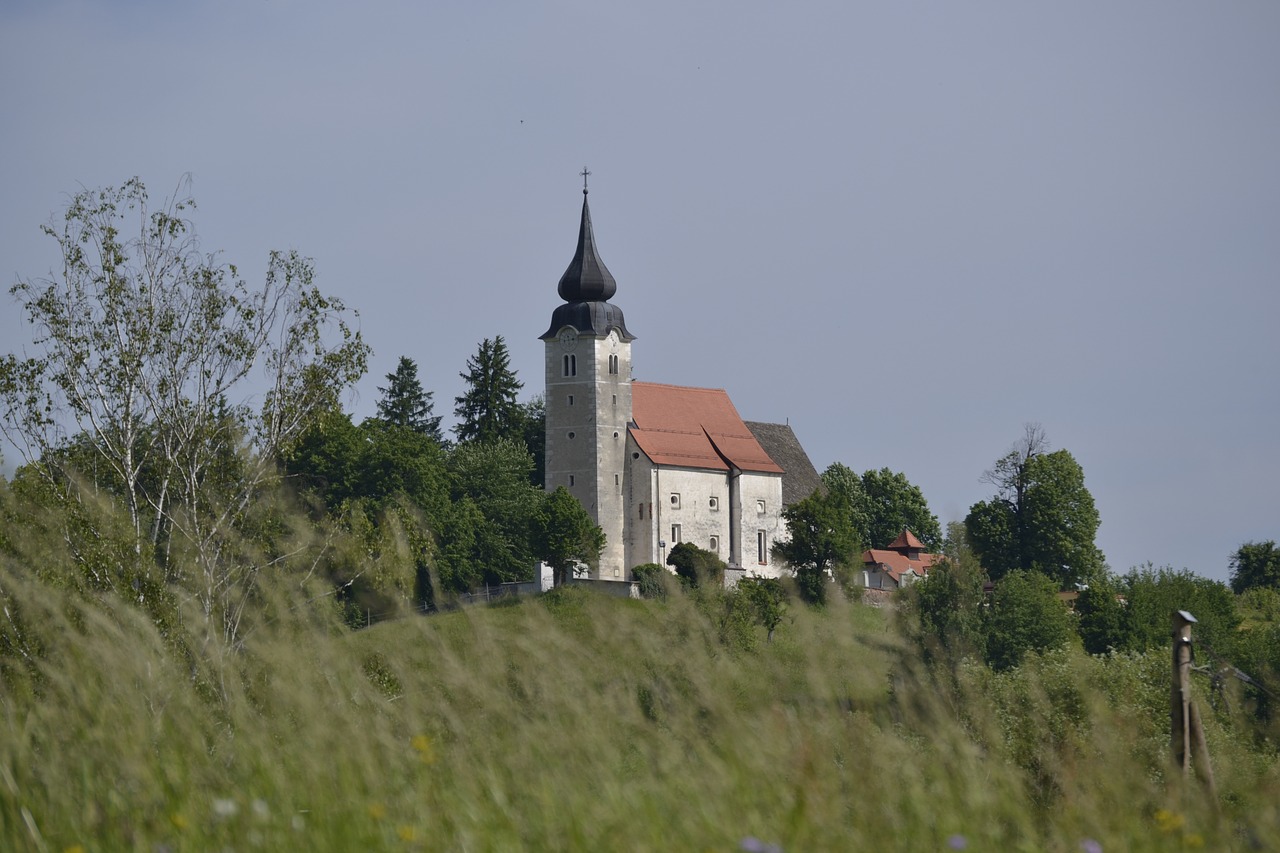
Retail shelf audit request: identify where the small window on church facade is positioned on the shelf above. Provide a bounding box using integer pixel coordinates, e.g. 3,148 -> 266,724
670,493 -> 681,509
708,496 -> 719,511
615,473 -> 620,493
709,535 -> 719,553
757,530 -> 767,565
563,354 -> 576,377
671,524 -> 682,544
567,394 -> 573,406
569,475 -> 575,487
638,504 -> 644,519
609,354 -> 619,375
756,499 -> 766,515
612,394 -> 617,406
568,432 -> 575,439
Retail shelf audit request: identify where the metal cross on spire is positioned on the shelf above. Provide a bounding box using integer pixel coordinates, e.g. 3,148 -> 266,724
580,167 -> 591,194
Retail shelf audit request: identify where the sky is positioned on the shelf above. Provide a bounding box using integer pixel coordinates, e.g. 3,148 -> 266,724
1,1 -> 1277,583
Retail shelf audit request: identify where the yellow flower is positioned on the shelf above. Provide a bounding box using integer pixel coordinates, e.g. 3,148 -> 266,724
1154,809 -> 1185,833
411,734 -> 436,764
368,802 -> 387,820
1186,833 -> 1204,848
398,824 -> 417,842
63,846 -> 86,853
170,813 -> 189,831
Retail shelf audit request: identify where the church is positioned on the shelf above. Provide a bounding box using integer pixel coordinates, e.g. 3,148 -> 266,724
540,184 -> 820,582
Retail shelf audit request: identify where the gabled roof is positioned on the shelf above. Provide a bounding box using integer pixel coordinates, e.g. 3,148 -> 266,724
862,548 -> 942,585
630,382 -> 784,474
744,421 -> 823,506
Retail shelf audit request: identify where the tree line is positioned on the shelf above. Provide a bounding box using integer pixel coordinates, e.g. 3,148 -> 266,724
0,179 -> 600,641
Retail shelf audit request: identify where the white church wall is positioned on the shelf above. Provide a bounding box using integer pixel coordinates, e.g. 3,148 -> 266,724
736,472 -> 787,579
647,465 -> 733,567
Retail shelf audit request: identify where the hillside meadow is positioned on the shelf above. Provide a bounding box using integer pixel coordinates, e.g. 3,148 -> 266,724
3,530 -> 1279,853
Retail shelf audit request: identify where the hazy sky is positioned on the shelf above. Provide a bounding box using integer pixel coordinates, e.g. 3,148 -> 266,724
2,1 -> 1277,582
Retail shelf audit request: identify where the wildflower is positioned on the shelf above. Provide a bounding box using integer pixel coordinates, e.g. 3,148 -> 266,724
1080,840 -> 1103,853
398,825 -> 417,842
252,798 -> 270,819
63,846 -> 86,853
947,836 -> 967,850
212,798 -> 239,818
169,813 -> 188,831
368,803 -> 388,820
1154,809 -> 1185,833
411,734 -> 436,764
739,838 -> 782,853
1185,834 -> 1204,848
292,814 -> 306,831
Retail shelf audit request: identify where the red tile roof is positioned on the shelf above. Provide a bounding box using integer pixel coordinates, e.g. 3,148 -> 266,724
861,548 -> 942,584
630,382 -> 784,474
887,529 -> 925,550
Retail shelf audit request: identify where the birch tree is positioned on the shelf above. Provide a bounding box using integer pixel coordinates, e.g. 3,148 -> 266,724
0,177 -> 369,642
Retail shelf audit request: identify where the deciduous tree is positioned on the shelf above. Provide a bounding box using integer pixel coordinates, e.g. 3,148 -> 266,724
537,486 -> 605,586
984,569 -> 1074,671
1230,540 -> 1280,594
965,424 -> 1103,588
0,178 -> 368,641
774,490 -> 859,605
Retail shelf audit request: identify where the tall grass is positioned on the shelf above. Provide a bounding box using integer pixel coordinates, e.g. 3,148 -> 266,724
1,499 -> 1277,850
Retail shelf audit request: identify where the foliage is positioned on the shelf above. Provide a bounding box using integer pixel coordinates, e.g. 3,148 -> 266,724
738,577 -> 787,641
1114,564 -> 1239,657
965,425 -> 1103,588
631,563 -> 668,599
820,462 -> 940,550
1074,573 -> 1127,655
1230,539 -> 1280,594
446,438 -> 543,588
666,541 -> 726,588
774,489 -> 860,605
0,178 -> 368,643
452,336 -> 524,445
520,395 -> 546,488
536,486 -> 605,586
1,485 -> 1279,851
901,522 -> 988,661
375,356 -> 443,442
983,570 -> 1075,671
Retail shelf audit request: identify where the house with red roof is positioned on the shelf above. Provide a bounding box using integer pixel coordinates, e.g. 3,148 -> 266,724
860,530 -> 944,590
540,186 -> 818,581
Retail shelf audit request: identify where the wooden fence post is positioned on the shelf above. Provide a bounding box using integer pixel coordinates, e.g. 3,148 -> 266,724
1171,610 -> 1216,795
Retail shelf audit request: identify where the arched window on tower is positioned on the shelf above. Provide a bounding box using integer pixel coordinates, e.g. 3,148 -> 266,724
563,354 -> 577,377
609,354 -> 619,375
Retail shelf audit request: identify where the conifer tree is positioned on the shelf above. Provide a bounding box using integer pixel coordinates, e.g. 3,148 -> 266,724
376,356 -> 442,442
453,336 -> 524,445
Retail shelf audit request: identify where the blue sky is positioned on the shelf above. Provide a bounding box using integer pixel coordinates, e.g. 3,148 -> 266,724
2,1 -> 1277,582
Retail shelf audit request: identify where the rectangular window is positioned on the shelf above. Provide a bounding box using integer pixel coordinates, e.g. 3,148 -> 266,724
671,524 -> 682,544
756,499 -> 767,515
569,474 -> 575,487
709,535 -> 719,553
639,504 -> 644,520
708,496 -> 719,511
563,354 -> 577,377
615,473 -> 621,493
567,394 -> 574,406
757,530 -> 767,565
612,394 -> 617,406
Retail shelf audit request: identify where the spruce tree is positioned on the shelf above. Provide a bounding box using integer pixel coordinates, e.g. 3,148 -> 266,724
376,356 -> 443,441
453,336 -> 524,445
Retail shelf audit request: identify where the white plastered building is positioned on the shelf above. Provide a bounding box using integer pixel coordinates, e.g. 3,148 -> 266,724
540,188 -> 820,582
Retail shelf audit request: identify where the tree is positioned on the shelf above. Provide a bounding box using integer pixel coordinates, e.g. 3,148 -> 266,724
537,486 -> 605,586
902,522 -> 988,660
447,438 -> 544,586
820,463 -> 941,550
773,490 -> 860,605
376,356 -> 443,442
453,337 -> 524,445
0,178 -> 368,641
965,424 -> 1103,588
519,395 -> 546,488
738,577 -> 787,641
666,542 -> 726,588
984,569 -> 1075,671
1230,540 -> 1280,594
859,467 -> 942,550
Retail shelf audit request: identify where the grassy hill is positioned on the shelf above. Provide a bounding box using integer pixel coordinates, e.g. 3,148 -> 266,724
2,572 -> 1277,851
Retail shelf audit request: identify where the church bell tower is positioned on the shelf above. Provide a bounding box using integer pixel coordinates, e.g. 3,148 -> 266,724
539,176 -> 635,580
